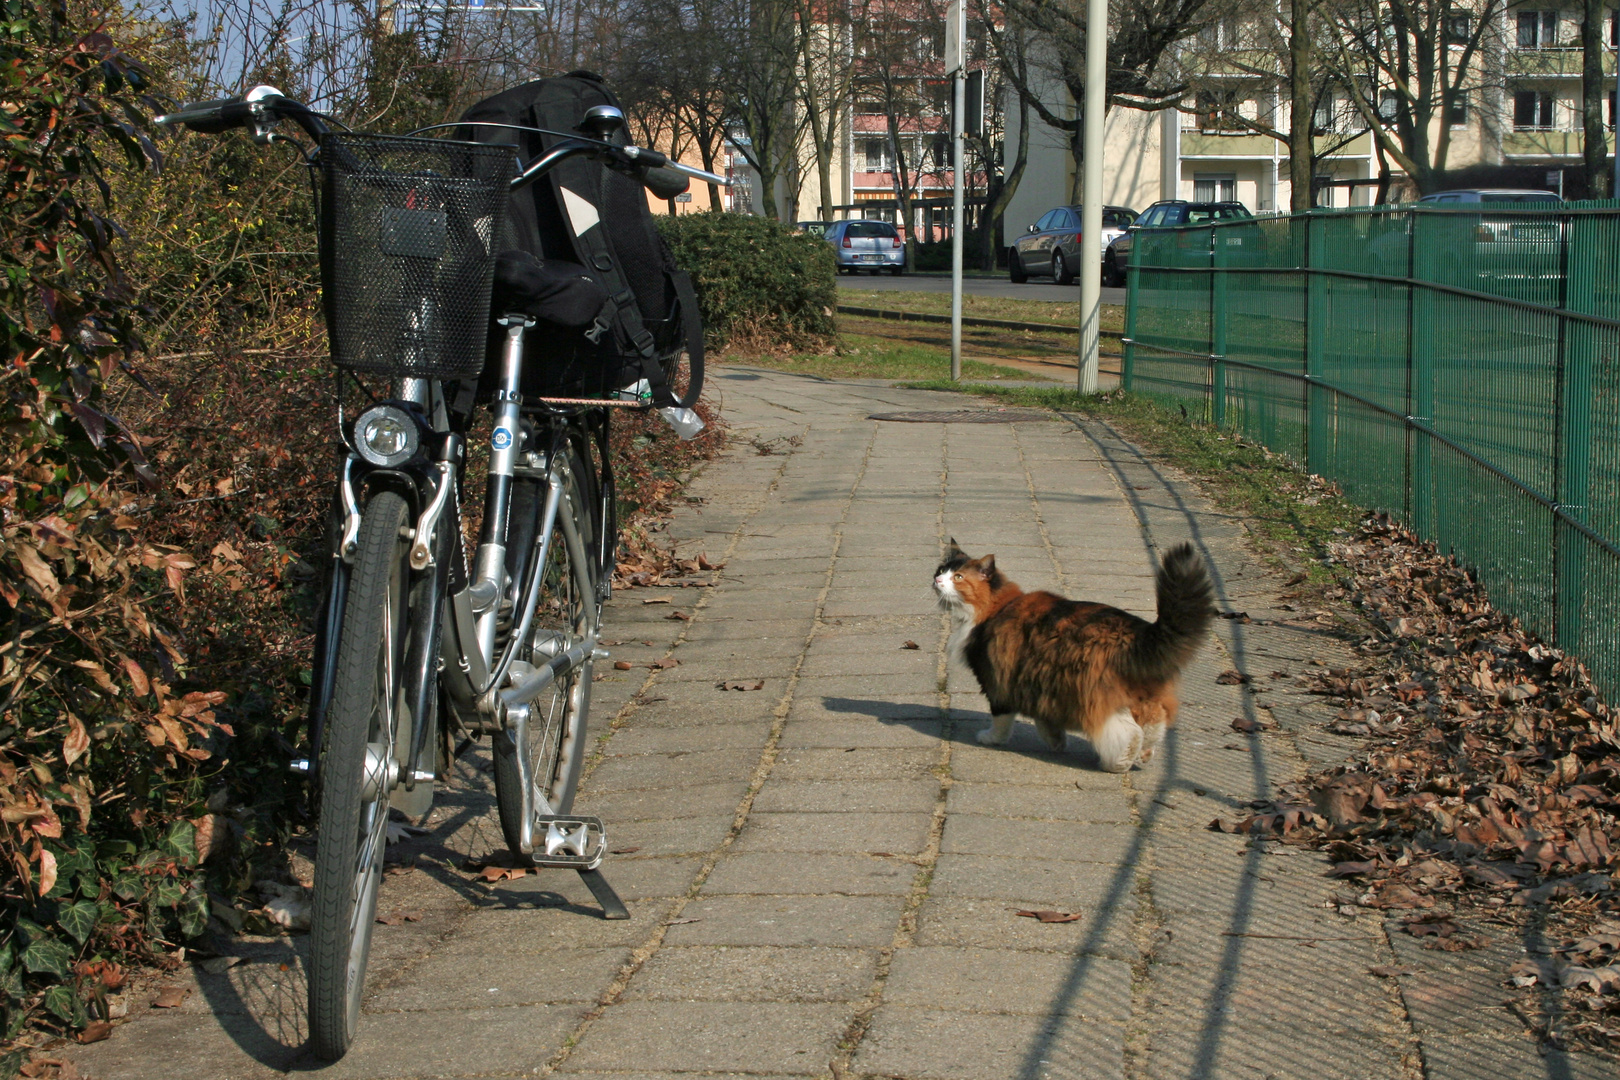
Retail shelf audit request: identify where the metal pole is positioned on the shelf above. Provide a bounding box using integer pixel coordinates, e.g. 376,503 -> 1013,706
1077,0 -> 1106,393
951,68 -> 965,381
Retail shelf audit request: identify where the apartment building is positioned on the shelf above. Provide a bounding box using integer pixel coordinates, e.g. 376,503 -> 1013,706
1003,4 -> 1619,236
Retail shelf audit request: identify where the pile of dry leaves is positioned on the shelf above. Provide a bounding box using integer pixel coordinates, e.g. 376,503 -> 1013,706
1218,514 -> 1620,1051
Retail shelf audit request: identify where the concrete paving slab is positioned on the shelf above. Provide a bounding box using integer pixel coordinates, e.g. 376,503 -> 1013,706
731,811 -> 933,855
623,945 -> 876,1003
560,1001 -> 848,1074
663,894 -> 907,948
701,851 -> 916,896
853,1005 -> 1126,1080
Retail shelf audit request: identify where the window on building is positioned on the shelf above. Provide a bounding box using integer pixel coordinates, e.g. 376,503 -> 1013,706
861,139 -> 889,171
932,137 -> 951,170
1611,10 -> 1618,47
1446,90 -> 1468,128
1513,90 -> 1556,129
1610,91 -> 1616,129
1446,10 -> 1472,44
1517,10 -> 1558,48
1378,90 -> 1401,122
1195,90 -> 1243,131
1312,93 -> 1336,134
1193,173 -> 1237,202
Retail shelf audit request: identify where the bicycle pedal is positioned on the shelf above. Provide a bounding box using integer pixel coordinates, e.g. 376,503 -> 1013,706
528,815 -> 606,869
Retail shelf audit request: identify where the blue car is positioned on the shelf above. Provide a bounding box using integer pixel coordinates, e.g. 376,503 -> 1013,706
825,219 -> 906,275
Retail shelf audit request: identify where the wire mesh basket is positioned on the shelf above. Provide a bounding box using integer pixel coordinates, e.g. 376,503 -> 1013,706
320,133 -> 513,380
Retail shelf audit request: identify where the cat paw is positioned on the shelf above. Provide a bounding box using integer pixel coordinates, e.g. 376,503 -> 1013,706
976,726 -> 1010,746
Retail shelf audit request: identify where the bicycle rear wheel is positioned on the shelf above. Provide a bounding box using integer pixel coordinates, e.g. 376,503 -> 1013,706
493,447 -> 597,858
308,491 -> 412,1061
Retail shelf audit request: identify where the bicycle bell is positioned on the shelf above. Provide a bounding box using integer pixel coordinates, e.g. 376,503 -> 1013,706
579,104 -> 626,139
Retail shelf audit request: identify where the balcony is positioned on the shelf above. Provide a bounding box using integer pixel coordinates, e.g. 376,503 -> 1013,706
1502,130 -> 1585,157
1507,48 -> 1613,78
1181,131 -> 1276,157
1178,131 -> 1372,158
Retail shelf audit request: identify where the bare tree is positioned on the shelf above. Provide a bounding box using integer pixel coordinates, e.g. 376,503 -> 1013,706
1583,0 -> 1610,198
991,0 -> 1227,198
716,0 -> 803,220
1325,0 -> 1508,195
852,0 -> 941,237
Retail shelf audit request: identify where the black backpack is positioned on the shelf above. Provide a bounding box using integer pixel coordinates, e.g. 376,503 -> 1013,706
459,72 -> 703,408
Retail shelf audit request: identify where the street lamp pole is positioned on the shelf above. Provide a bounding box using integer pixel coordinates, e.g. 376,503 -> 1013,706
1077,0 -> 1106,394
949,0 -> 965,381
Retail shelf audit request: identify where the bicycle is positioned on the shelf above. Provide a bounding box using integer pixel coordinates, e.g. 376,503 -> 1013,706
156,86 -> 724,1061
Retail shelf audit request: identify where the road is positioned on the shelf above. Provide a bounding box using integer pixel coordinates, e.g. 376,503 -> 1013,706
841,271 -> 1129,306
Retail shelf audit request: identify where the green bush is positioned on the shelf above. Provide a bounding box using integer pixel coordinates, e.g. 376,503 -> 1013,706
911,233 -> 992,272
656,213 -> 837,352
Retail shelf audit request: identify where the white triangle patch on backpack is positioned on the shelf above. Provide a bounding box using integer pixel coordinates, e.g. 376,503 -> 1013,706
560,186 -> 600,237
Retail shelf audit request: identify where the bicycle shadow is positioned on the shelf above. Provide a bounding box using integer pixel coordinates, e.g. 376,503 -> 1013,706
184,749 -> 612,1071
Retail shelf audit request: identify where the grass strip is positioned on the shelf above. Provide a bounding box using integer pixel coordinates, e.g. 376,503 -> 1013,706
721,339 -> 1030,382
840,288 -> 1124,331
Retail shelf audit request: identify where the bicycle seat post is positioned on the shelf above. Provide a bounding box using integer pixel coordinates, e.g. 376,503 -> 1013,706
471,314 -> 536,664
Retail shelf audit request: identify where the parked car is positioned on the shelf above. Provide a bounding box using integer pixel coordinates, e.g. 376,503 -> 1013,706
1369,189 -> 1564,281
1102,200 -> 1255,286
1008,205 -> 1136,284
795,220 -> 835,237
824,219 -> 906,275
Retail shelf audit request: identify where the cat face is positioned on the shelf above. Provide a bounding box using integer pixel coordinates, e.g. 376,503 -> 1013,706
933,540 -> 999,615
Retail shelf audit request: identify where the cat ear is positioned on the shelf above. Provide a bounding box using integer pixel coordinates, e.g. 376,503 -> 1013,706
945,537 -> 964,560
980,554 -> 997,574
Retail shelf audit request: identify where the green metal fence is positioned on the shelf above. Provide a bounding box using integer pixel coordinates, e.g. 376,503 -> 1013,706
1122,202 -> 1620,698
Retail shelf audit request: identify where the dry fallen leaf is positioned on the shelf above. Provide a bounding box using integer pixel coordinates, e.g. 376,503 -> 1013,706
610,846 -> 641,854
76,1020 -> 113,1044
901,640 -> 920,650
151,986 -> 187,1008
1014,909 -> 1082,923
716,680 -> 765,691
642,597 -> 670,605
652,657 -> 680,669
613,660 -> 634,671
1215,669 -> 1252,685
1230,716 -> 1274,734
665,611 -> 691,621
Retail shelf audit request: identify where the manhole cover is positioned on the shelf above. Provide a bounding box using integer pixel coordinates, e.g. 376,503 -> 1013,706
869,409 -> 1054,424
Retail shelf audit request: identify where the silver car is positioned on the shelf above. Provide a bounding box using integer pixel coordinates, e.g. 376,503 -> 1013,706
826,219 -> 906,275
1009,205 -> 1136,284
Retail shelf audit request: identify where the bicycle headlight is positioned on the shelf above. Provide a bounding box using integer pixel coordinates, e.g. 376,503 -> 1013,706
353,404 -> 423,468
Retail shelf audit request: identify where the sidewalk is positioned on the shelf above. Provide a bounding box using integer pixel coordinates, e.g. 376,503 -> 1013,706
66,367 -> 1606,1079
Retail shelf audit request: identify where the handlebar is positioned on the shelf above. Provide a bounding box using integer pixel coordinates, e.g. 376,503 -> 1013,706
155,85 -> 330,142
157,88 -> 731,195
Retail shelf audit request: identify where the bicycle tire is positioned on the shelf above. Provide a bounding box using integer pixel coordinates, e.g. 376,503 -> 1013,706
308,491 -> 412,1061
492,445 -> 596,858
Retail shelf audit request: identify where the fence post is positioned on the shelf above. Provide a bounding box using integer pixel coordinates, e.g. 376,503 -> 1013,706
1210,225 -> 1227,428
1304,213 -> 1327,470
1122,239 -> 1140,391
1410,207 -> 1434,535
1556,211 -> 1591,650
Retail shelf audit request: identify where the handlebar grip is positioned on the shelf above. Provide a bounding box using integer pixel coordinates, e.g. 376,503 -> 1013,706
642,166 -> 690,200
155,97 -> 253,133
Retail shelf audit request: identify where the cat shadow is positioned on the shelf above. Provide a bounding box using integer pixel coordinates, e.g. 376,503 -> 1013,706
818,696 -> 1107,770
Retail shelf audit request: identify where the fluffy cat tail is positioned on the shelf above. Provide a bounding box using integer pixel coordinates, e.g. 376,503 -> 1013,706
1120,542 -> 1214,684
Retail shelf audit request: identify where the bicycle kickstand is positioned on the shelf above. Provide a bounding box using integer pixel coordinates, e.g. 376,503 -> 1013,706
576,867 -> 629,920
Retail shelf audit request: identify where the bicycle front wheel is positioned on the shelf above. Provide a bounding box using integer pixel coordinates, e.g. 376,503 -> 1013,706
493,448 -> 597,859
308,491 -> 412,1061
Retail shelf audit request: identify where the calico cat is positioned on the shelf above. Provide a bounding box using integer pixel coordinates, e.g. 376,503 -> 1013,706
933,540 -> 1214,772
